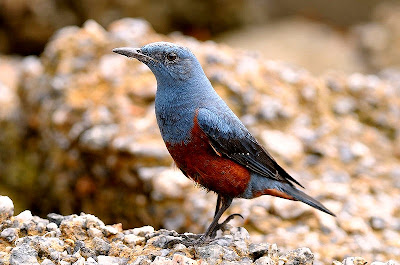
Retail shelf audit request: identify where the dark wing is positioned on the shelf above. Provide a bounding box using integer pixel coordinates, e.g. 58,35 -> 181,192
197,108 -> 304,188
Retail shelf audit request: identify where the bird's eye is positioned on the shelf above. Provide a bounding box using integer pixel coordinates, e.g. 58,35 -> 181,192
166,52 -> 177,61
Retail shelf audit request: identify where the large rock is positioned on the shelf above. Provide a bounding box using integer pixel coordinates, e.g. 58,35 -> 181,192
1,18 -> 400,263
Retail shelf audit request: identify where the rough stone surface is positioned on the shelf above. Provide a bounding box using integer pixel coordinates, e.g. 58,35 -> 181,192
0,197 -> 396,264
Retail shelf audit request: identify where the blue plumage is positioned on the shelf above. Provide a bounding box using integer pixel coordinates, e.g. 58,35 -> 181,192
113,42 -> 334,244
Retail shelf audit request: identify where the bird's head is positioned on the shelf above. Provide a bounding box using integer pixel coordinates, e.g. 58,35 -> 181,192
113,42 -> 203,84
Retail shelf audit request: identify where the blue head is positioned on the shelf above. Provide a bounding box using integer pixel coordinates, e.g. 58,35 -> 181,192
113,42 -> 207,88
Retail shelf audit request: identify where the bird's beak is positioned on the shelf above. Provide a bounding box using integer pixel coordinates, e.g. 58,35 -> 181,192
112,47 -> 155,63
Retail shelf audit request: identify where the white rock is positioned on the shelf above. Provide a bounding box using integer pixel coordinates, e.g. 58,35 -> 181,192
0,196 -> 14,222
132,225 -> 155,237
255,257 -> 274,265
15,210 -> 33,223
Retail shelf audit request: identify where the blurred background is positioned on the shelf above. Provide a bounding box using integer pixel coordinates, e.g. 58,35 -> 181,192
1,0 -> 400,73
1,0 -> 400,263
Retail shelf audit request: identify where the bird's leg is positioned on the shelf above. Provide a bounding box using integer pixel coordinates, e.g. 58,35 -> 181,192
214,194 -> 221,217
197,196 -> 232,244
179,196 -> 243,246
209,213 -> 244,238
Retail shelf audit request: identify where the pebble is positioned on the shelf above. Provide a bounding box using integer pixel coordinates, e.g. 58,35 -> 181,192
254,257 -> 274,265
1,228 -> 18,242
92,237 -> 111,255
97,255 -> 127,265
15,210 -> 33,223
9,243 -> 40,265
132,226 -> 155,237
41,258 -> 56,265
123,234 -> 145,245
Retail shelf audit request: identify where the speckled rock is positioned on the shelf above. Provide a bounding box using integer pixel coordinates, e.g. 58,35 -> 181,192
1,199 -> 396,264
0,199 -> 343,265
9,243 -> 40,265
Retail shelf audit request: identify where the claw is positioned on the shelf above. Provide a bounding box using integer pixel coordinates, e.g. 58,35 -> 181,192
210,213 -> 244,238
178,234 -> 211,247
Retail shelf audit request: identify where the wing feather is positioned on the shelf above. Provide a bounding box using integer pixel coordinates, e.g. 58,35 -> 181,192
197,108 -> 304,188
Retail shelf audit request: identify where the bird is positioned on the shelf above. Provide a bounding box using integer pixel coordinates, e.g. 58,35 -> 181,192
113,42 -> 335,244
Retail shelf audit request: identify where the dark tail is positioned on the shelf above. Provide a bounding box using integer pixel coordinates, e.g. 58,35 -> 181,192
282,184 -> 336,216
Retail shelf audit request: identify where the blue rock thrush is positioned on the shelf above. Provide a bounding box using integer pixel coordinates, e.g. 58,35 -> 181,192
113,42 -> 334,243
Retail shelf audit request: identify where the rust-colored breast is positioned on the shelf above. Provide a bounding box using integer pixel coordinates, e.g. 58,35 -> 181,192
165,114 -> 251,198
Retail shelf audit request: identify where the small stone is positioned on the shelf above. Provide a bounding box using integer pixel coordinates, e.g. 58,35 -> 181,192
101,225 -> 119,236
92,237 -> 111,255
47,213 -> 66,226
124,234 -> 145,245
281,247 -> 314,265
249,243 -> 270,260
342,257 -> 367,265
87,228 -> 103,238
1,228 -> 18,242
98,255 -> 128,265
15,210 -> 33,223
212,236 -> 233,247
173,243 -> 187,251
132,226 -> 155,237
46,222 -> 58,231
255,256 -> 274,265
230,227 -> 250,241
0,196 -> 14,222
369,216 -> 386,230
41,258 -> 56,265
10,243 -> 40,265
171,254 -> 198,265
81,213 -> 105,228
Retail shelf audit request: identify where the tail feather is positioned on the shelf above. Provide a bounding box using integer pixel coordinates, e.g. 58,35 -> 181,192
282,185 -> 335,216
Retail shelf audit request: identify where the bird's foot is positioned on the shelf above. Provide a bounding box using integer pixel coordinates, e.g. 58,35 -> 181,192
177,233 -> 211,247
173,214 -> 244,247
210,213 -> 244,239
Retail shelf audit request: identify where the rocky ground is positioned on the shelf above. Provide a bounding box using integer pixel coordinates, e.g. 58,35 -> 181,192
0,196 -> 397,265
0,14 -> 400,265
